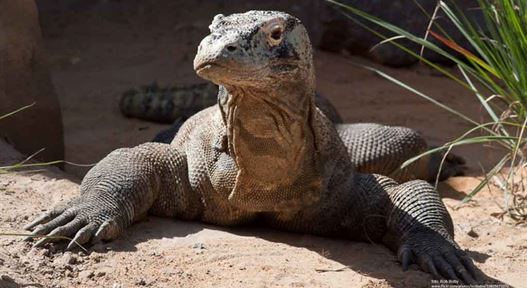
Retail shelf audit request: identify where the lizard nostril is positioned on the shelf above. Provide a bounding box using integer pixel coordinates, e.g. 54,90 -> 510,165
226,45 -> 237,52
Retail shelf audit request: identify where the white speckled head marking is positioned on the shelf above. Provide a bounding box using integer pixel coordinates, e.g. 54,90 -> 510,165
194,10 -> 314,90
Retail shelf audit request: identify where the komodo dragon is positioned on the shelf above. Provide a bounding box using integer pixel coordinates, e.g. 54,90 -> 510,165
25,11 -> 477,283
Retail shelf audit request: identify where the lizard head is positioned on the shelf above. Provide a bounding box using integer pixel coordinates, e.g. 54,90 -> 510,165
194,11 -> 321,212
194,11 -> 313,88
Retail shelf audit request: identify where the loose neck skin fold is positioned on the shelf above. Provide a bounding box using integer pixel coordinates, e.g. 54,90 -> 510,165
220,67 -> 322,211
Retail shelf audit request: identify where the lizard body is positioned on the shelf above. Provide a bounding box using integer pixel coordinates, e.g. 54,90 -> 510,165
26,11 -> 476,283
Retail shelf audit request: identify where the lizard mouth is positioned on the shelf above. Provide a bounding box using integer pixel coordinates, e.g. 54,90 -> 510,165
194,61 -> 219,74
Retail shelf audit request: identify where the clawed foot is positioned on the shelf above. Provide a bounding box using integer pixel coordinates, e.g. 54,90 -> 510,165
24,198 -> 123,250
398,230 -> 478,284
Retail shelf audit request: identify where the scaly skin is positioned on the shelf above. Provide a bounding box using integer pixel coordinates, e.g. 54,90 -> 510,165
120,82 -> 343,124
119,82 -> 219,124
26,11 -> 477,284
119,82 -> 344,145
123,84 -> 464,182
336,123 -> 465,182
119,66 -> 463,182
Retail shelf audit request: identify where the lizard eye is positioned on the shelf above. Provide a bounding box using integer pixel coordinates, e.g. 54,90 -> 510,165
268,24 -> 284,46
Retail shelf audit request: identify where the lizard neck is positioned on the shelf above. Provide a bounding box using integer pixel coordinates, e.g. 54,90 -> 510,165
219,78 -> 322,212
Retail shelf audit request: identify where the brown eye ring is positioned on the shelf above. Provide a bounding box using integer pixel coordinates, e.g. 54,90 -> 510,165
271,27 -> 282,41
268,24 -> 284,46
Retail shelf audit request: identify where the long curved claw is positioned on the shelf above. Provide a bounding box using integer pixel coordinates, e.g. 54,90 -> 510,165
32,218 -> 85,248
33,235 -> 54,248
24,211 -> 59,231
24,221 -> 67,242
418,254 -> 440,279
92,221 -> 111,243
25,202 -> 124,251
398,229 -> 480,284
444,252 -> 476,284
66,223 -> 98,250
25,210 -> 76,241
24,226 -> 47,241
433,255 -> 460,281
398,246 -> 413,271
24,201 -> 77,231
458,253 -> 478,279
92,220 -> 120,243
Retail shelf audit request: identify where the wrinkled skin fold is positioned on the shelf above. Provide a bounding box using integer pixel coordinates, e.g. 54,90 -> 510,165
25,10 -> 477,284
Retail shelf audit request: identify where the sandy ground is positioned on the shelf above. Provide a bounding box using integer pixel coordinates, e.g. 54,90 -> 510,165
1,1 -> 526,287
1,143 -> 526,288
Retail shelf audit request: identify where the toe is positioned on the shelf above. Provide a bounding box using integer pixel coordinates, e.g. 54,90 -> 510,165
36,210 -> 76,233
433,254 -> 460,281
444,252 -> 476,284
33,218 -> 85,248
67,223 -> 98,250
418,254 -> 440,278
24,201 -> 77,231
397,245 -> 413,271
93,220 -> 121,243
24,211 -> 57,231
458,254 -> 478,279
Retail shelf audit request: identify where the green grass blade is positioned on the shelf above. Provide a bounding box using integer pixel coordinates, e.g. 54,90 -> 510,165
460,154 -> 510,203
401,135 -> 516,169
359,64 -> 479,126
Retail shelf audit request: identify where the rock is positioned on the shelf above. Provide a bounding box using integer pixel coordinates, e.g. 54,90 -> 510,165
192,242 -> 206,250
0,0 -> 64,164
89,253 -> 103,263
94,266 -> 113,277
53,252 -> 78,267
78,270 -> 94,280
467,228 -> 479,238
0,275 -> 18,288
317,0 -> 484,67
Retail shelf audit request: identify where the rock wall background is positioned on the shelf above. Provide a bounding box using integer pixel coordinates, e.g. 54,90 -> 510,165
0,0 -> 64,163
